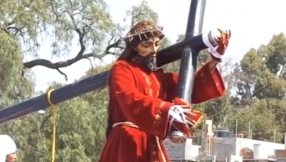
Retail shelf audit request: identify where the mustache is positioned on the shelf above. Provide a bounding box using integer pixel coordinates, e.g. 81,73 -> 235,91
146,51 -> 157,57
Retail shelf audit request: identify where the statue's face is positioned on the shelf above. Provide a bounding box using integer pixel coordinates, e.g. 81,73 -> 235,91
6,153 -> 16,162
134,36 -> 160,71
134,36 -> 160,57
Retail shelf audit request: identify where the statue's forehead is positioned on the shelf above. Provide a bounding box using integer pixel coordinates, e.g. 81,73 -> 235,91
142,36 -> 160,42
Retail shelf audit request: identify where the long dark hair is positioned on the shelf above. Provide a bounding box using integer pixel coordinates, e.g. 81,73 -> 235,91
116,46 -> 135,61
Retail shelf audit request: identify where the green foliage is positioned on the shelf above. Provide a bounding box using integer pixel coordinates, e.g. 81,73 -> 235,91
0,30 -> 34,108
126,0 -> 159,26
2,73 -> 110,162
1,0 -> 114,57
226,32 -> 286,142
0,13 -> 35,154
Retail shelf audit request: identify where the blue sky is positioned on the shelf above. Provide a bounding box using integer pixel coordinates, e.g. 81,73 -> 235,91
28,0 -> 286,92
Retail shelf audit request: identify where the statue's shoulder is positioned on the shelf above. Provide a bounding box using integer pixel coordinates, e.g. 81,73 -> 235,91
110,60 -> 134,74
112,60 -> 132,69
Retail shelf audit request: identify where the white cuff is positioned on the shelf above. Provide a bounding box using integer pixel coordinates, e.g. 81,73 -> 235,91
202,32 -> 214,49
210,48 -> 223,59
168,109 -> 175,124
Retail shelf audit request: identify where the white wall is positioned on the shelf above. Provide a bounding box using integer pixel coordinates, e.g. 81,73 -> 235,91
212,137 -> 237,156
164,138 -> 201,161
211,137 -> 285,159
235,138 -> 285,157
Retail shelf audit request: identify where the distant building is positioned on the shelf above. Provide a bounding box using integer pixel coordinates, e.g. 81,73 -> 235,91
164,121 -> 286,162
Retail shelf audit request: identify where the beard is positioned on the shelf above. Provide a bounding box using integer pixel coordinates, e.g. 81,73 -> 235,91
136,53 -> 157,71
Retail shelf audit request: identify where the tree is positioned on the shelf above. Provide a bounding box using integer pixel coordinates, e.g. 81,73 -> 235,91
125,0 -> 158,27
225,99 -> 278,141
0,14 -> 35,157
8,80 -> 108,162
0,30 -> 34,106
228,33 -> 286,142
1,0 -> 123,80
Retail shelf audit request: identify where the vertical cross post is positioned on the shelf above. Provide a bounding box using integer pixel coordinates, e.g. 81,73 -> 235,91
169,0 -> 207,143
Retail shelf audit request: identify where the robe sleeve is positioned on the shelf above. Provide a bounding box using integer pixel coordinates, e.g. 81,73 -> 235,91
109,61 -> 172,139
163,61 -> 226,104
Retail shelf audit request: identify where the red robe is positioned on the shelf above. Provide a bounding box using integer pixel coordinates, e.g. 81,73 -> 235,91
98,58 -> 225,162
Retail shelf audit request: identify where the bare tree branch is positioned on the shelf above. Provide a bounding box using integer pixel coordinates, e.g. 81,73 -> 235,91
5,0 -> 146,81
104,39 -> 123,55
23,38 -> 124,80
21,4 -> 126,80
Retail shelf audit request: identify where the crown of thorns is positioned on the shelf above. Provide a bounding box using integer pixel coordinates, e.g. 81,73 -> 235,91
123,25 -> 164,42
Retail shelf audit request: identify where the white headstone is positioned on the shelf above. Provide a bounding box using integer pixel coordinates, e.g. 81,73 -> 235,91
253,144 -> 267,159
